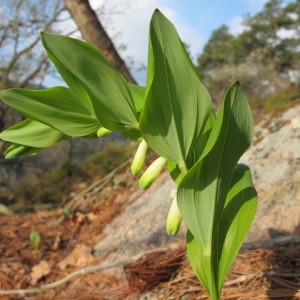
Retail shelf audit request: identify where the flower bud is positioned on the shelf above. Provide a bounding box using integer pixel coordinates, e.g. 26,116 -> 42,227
139,157 -> 167,189
131,139 -> 148,175
166,193 -> 182,236
97,127 -> 112,137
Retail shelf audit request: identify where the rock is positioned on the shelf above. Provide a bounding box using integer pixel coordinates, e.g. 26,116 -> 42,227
240,105 -> 300,242
291,115 -> 300,130
93,172 -> 184,262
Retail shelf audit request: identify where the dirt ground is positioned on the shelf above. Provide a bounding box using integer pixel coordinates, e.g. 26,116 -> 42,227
0,166 -> 300,300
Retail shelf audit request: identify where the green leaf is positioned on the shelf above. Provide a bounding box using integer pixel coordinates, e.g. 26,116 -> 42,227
120,83 -> 145,140
127,84 -> 146,115
0,118 -> 72,158
217,164 -> 257,288
186,164 -> 257,298
177,82 -> 254,298
0,87 -> 100,137
0,118 -> 70,147
4,144 -> 43,159
167,109 -> 216,184
140,9 -> 211,170
178,82 -> 253,248
186,230 -> 211,293
41,32 -> 139,134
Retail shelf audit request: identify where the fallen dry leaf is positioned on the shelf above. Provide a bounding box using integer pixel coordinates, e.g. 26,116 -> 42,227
57,244 -> 94,270
30,260 -> 51,285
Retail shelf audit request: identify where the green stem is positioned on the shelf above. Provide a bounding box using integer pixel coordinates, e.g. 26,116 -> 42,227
177,161 -> 188,183
210,289 -> 219,300
203,251 -> 220,300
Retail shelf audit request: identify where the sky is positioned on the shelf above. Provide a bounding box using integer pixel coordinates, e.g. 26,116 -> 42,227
46,0 -> 293,86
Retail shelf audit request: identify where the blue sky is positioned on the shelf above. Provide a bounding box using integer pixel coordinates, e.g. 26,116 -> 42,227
46,0 -> 294,86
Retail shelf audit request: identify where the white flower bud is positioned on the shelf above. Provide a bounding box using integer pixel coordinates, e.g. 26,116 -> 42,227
131,139 -> 148,175
166,192 -> 182,236
139,156 -> 167,189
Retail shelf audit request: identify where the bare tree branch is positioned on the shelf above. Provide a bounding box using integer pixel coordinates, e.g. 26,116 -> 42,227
0,0 -> 65,90
0,258 -> 134,295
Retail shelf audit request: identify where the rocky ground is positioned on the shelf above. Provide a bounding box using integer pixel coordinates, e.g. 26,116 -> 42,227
0,104 -> 299,299
242,104 -> 300,241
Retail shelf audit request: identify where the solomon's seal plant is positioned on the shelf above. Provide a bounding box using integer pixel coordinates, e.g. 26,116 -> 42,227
0,10 -> 257,299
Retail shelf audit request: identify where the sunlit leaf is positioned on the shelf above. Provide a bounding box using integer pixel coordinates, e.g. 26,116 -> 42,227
41,32 -> 139,134
186,230 -> 211,292
0,118 -> 70,147
177,82 -> 254,298
140,10 -> 211,170
186,165 -> 257,298
4,144 -> 43,159
217,164 -> 257,288
0,87 -> 100,136
178,82 -> 253,248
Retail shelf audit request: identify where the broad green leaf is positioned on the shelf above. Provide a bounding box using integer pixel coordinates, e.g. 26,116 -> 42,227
177,82 -> 254,297
0,87 -> 100,137
140,9 -> 211,170
217,164 -> 257,289
178,82 -> 253,248
185,108 -> 216,169
186,164 -> 257,298
186,230 -> 211,294
41,32 -> 139,134
167,109 -> 216,184
0,118 -> 70,147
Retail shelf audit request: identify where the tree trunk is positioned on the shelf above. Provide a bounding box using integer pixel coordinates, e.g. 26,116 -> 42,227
64,0 -> 136,84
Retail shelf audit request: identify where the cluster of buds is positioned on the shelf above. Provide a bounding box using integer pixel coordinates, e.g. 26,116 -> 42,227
131,140 -> 182,236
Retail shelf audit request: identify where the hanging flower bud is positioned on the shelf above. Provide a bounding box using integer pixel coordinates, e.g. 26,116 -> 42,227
139,156 -> 167,189
131,139 -> 148,175
166,190 -> 182,236
97,127 -> 112,137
